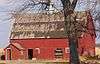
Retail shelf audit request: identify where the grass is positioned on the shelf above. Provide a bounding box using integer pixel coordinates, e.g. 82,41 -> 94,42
46,62 -> 69,64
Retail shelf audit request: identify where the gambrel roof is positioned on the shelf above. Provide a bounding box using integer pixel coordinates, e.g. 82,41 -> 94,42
10,11 -> 94,39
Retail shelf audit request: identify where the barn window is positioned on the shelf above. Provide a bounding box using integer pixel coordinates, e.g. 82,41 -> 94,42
54,48 -> 63,58
35,48 -> 40,54
65,47 -> 70,53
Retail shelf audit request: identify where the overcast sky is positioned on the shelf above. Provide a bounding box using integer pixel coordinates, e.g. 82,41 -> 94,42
0,0 -> 100,48
0,0 -> 10,48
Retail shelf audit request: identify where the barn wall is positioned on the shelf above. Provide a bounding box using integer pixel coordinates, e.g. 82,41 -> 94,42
5,45 -> 25,60
8,37 -> 95,60
9,38 -> 70,60
80,33 -> 95,56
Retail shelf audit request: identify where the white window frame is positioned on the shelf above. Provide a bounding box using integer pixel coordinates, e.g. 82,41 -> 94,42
65,47 -> 70,53
35,48 -> 40,54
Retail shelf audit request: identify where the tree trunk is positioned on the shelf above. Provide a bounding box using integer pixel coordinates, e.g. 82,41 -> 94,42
65,13 -> 80,64
61,0 -> 80,64
69,37 -> 80,64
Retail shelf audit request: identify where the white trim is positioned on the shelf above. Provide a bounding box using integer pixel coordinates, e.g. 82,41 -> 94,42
7,48 -> 11,49
6,48 -> 12,60
5,49 -> 7,60
65,47 -> 70,53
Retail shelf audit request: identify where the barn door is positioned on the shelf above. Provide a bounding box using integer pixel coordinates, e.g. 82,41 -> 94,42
7,48 -> 12,60
28,49 -> 33,59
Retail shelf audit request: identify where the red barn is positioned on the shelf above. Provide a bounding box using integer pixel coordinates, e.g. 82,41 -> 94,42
5,11 -> 95,60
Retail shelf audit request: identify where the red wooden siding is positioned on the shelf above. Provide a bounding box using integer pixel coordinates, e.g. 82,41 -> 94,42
5,37 -> 95,60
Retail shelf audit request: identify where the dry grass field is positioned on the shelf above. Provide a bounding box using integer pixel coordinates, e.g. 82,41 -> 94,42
0,60 -> 68,64
0,60 -> 100,64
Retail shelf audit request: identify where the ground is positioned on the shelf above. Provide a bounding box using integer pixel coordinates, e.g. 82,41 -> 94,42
0,60 -> 100,64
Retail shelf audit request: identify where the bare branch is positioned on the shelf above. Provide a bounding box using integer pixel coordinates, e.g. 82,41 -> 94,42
71,0 -> 78,10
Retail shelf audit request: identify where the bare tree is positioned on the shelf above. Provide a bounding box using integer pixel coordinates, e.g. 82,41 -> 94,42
60,0 -> 81,64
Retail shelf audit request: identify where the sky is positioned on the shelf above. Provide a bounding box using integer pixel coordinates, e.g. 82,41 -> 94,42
0,0 -> 10,48
0,0 -> 26,48
0,0 -> 100,48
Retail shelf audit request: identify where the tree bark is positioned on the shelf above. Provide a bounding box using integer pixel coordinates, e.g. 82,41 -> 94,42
69,37 -> 80,64
61,0 -> 80,64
